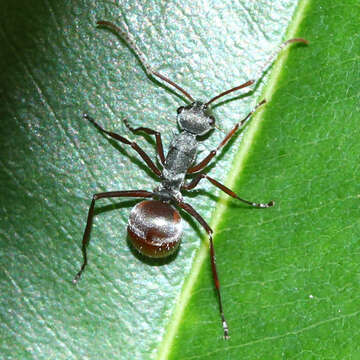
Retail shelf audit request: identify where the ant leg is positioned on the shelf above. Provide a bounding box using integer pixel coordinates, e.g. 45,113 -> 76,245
176,200 -> 229,340
183,174 -> 274,208
73,190 -> 154,284
83,113 -> 161,176
188,100 -> 266,174
123,119 -> 165,164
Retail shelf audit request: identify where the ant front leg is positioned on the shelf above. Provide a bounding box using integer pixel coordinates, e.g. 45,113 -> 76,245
83,113 -> 162,176
73,190 -> 154,283
187,100 -> 266,174
183,173 -> 274,208
123,119 -> 165,165
176,200 -> 230,340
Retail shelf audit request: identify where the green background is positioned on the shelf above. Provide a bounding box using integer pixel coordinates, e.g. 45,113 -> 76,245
1,0 -> 359,359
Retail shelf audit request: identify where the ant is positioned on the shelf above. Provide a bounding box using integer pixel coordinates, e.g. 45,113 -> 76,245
73,19 -> 308,339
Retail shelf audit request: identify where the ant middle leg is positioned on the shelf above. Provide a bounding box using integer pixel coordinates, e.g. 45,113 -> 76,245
83,113 -> 162,176
123,119 -> 165,164
182,173 -> 274,208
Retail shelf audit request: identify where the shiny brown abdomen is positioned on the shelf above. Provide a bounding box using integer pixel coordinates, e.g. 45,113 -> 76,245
127,200 -> 183,258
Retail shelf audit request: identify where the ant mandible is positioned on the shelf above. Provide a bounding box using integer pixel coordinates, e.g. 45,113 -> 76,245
73,19 -> 308,339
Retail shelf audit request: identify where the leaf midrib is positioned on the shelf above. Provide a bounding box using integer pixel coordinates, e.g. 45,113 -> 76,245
156,0 -> 311,358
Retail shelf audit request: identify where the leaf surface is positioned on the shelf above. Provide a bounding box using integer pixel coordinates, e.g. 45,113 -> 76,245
1,1 -> 358,360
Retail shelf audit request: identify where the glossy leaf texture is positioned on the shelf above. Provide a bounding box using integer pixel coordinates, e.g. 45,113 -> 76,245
1,1 -> 359,360
166,1 -> 360,359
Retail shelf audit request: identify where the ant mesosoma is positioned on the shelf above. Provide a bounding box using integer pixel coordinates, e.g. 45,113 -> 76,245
73,19 -> 307,339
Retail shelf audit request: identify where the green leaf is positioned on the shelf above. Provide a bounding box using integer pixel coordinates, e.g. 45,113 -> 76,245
1,1 -> 359,359
164,1 -> 360,359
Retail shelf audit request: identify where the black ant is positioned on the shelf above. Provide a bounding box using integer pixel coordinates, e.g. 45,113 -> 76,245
73,19 -> 307,339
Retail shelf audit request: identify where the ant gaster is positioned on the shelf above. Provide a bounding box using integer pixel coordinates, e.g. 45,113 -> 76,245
73,19 -> 308,339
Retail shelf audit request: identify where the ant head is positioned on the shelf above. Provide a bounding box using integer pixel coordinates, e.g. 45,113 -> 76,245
176,101 -> 215,136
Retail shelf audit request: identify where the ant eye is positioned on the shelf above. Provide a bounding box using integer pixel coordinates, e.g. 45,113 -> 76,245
209,116 -> 215,127
177,106 -> 184,114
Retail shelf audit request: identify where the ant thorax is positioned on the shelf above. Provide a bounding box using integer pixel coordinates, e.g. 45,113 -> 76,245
155,131 -> 198,201
154,101 -> 215,202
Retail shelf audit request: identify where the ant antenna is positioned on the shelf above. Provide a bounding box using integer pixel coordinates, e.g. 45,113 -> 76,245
97,20 -> 195,102
206,80 -> 254,106
206,37 -> 308,106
